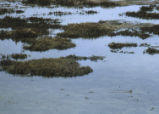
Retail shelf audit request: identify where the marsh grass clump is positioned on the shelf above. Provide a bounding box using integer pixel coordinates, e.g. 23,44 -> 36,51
140,43 -> 150,47
141,25 -> 159,35
0,16 -> 61,42
58,22 -> 111,38
126,12 -> 159,19
23,0 -> 51,6
126,5 -> 159,19
110,49 -> 134,54
58,0 -> 120,7
23,0 -> 120,7
0,28 -> 40,43
140,5 -> 154,12
157,6 -> 159,10
0,58 -> 93,77
108,42 -> 137,49
0,16 -> 61,29
0,31 -> 11,39
145,48 -> 159,54
116,29 -> 150,39
0,8 -> 14,15
51,11 -> 72,16
63,55 -> 104,61
0,16 -> 26,28
28,17 -> 60,25
11,54 -> 27,60
85,10 -> 97,14
57,21 -> 154,39
11,28 -> 38,38
24,37 -> 76,51
16,10 -> 24,14
96,1 -> 119,8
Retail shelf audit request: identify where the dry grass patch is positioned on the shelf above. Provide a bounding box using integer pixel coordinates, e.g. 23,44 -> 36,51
0,57 -> 93,77
11,54 -> 27,60
24,37 -> 76,51
145,48 -> 159,54
108,42 -> 137,49
23,0 -> 120,7
126,5 -> 159,19
58,21 -> 152,39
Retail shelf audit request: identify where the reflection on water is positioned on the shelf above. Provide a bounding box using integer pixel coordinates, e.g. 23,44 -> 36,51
0,1 -> 159,114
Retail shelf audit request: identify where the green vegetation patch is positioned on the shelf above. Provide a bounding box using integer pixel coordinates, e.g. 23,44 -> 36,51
140,43 -> 150,47
11,54 -> 27,60
23,0 -> 120,7
23,0 -> 51,6
24,37 -> 76,51
0,16 -> 61,42
16,10 -> 24,14
50,11 -> 72,16
0,16 -> 61,29
0,28 -> 40,43
126,5 -> 159,19
145,48 -> 159,54
63,55 -> 104,61
22,0 -> 159,7
108,42 -> 137,49
0,8 -> 14,15
116,29 -> 150,39
0,57 -> 93,77
58,21 -> 152,39
58,22 -> 111,38
141,25 -> 159,35
85,10 -> 98,14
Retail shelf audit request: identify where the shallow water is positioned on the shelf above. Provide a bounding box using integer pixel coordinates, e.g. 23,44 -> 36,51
0,1 -> 159,114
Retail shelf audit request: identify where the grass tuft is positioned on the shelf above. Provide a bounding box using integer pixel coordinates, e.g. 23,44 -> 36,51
0,57 -> 93,77
108,42 -> 137,49
145,48 -> 159,54
24,37 -> 76,51
11,54 -> 27,60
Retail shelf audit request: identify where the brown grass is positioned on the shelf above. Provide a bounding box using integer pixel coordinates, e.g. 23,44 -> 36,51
0,57 -> 93,77
24,37 -> 76,51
